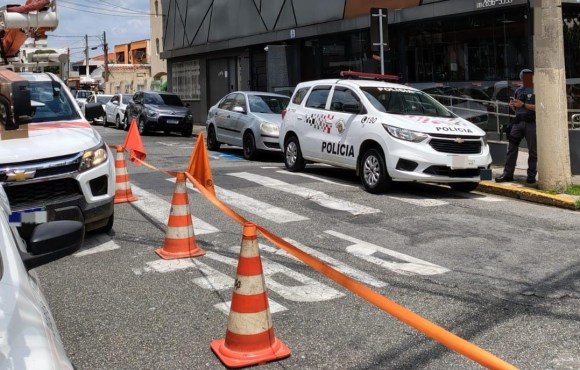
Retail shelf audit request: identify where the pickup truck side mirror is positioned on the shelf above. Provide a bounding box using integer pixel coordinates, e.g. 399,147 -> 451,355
84,102 -> 104,122
22,220 -> 84,270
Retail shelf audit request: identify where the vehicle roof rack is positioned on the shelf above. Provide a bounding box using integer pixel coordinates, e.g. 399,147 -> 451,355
340,70 -> 400,81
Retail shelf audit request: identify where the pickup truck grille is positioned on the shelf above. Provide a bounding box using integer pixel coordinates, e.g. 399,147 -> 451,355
3,178 -> 82,209
0,153 -> 82,182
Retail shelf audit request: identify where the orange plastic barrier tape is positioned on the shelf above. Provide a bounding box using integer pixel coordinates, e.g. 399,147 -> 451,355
183,172 -> 516,370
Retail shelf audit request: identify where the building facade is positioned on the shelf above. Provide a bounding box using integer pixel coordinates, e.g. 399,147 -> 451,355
150,0 -> 168,90
160,0 -> 580,123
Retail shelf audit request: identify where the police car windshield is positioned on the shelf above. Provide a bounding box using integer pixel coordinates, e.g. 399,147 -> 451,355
29,82 -> 81,123
360,87 -> 454,118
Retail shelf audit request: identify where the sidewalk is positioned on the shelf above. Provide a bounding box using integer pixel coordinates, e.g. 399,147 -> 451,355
190,124 -> 579,210
480,148 -> 580,210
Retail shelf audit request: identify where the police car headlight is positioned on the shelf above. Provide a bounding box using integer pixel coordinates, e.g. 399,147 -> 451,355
481,135 -> 488,146
80,143 -> 108,172
383,124 -> 428,143
260,122 -> 279,136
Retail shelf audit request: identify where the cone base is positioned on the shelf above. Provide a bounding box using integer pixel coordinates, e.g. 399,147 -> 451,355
114,193 -> 137,204
210,337 -> 290,368
155,245 -> 205,260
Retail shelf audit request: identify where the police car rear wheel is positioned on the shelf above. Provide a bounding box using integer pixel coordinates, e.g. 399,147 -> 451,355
449,182 -> 479,192
243,132 -> 257,160
361,148 -> 390,193
284,136 -> 305,172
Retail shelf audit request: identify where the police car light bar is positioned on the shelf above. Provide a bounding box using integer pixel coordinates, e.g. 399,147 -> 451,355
340,70 -> 400,81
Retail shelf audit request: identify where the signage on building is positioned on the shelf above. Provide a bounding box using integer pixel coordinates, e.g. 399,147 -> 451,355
474,0 -> 515,9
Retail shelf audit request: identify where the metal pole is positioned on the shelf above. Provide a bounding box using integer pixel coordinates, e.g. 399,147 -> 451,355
378,9 -> 385,74
85,34 -> 90,84
103,31 -> 109,84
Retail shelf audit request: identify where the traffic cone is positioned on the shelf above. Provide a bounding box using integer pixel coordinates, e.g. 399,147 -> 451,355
114,145 -> 137,204
155,172 -> 205,259
210,222 -> 290,368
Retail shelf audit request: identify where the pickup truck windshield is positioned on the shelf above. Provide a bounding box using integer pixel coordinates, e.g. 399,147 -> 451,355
29,82 -> 81,123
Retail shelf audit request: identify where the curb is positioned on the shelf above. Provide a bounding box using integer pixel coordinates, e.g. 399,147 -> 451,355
477,181 -> 579,210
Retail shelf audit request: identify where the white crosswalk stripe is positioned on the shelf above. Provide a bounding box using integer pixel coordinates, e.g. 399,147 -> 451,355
166,178 -> 309,224
227,172 -> 381,215
131,184 -> 219,235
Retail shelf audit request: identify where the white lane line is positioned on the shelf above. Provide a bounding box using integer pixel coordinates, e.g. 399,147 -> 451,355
131,184 -> 219,235
260,166 -> 281,169
75,234 -> 119,257
227,172 -> 380,215
326,230 -> 450,276
276,170 -> 356,188
386,195 -> 449,207
166,178 -> 308,224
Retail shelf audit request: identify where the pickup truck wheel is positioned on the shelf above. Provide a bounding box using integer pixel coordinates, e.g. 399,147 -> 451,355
360,148 -> 391,194
449,182 -> 479,192
243,132 -> 257,160
284,136 -> 305,172
138,118 -> 148,135
103,116 -> 108,127
181,128 -> 193,137
92,213 -> 114,234
123,116 -> 130,131
207,125 -> 221,150
115,115 -> 122,130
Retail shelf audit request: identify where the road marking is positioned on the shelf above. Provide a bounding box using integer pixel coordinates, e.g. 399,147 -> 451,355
167,178 -> 308,224
131,184 -> 219,235
259,240 -> 387,288
276,170 -> 356,188
326,230 -> 450,276
75,234 -> 119,257
227,172 -> 380,215
386,195 -> 449,207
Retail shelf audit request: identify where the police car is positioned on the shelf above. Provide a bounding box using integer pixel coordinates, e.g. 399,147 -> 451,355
279,72 -> 492,193
0,184 -> 83,369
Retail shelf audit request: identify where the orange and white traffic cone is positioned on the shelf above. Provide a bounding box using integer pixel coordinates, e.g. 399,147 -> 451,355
114,145 -> 137,204
210,222 -> 290,368
155,172 -> 205,259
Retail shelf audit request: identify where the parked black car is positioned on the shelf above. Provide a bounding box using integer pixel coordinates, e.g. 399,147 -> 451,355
126,91 -> 194,137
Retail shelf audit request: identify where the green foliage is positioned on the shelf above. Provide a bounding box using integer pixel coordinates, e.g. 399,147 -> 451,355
566,184 -> 580,195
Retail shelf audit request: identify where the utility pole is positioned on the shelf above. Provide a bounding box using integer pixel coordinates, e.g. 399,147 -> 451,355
533,0 -> 571,191
103,31 -> 109,84
85,34 -> 90,85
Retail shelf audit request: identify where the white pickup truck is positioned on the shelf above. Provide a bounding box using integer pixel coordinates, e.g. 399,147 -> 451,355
0,70 -> 115,240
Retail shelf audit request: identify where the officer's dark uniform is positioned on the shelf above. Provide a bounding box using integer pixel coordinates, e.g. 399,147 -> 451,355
500,85 -> 537,183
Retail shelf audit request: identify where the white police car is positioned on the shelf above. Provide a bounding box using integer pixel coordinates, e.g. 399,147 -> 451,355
279,72 -> 492,193
0,184 -> 83,369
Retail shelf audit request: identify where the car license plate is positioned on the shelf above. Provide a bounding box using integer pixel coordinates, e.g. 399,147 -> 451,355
450,156 -> 476,169
167,119 -> 179,124
9,207 -> 47,226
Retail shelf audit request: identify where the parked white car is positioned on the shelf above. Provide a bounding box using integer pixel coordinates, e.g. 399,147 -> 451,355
104,93 -> 133,130
0,184 -> 83,370
206,91 -> 290,159
279,75 -> 492,193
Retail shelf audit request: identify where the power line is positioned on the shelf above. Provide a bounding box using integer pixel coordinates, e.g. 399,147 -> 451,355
58,3 -> 150,17
92,0 -> 152,15
60,0 -> 150,15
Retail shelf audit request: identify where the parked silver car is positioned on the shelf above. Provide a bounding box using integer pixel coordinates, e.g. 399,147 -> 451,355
206,91 -> 290,159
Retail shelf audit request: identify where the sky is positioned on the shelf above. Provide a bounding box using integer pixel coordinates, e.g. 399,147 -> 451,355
0,0 -> 151,62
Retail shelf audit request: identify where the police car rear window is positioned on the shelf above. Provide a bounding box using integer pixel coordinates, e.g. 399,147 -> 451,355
305,86 -> 331,109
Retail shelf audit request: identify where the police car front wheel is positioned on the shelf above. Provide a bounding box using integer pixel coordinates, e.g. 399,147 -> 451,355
361,148 -> 391,194
284,136 -> 305,172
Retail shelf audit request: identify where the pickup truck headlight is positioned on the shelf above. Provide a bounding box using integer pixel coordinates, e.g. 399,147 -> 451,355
260,122 -> 279,136
383,124 -> 428,143
186,113 -> 193,121
79,143 -> 108,172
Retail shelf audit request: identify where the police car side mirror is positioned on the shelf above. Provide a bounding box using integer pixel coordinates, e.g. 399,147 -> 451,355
21,220 -> 84,270
84,102 -> 104,122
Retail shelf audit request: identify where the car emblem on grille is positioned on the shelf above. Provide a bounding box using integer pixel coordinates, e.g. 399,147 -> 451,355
454,138 -> 465,143
6,170 -> 36,182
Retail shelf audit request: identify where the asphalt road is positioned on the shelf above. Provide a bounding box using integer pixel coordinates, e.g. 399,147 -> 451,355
35,124 -> 580,370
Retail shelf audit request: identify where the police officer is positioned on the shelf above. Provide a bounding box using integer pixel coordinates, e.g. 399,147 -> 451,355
496,69 -> 537,184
